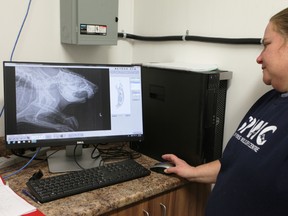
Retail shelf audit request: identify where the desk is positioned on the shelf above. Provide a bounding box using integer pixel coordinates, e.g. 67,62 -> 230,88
1,153 -> 210,216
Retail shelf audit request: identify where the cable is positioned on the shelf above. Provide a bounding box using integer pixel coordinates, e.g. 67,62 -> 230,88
118,32 -> 262,45
73,145 -> 85,170
1,0 -> 33,120
11,149 -> 44,161
0,107 -> 4,118
95,143 -> 142,162
10,0 -> 33,61
3,147 -> 41,180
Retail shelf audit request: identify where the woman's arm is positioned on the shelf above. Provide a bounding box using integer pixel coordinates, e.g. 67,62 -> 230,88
162,154 -> 221,184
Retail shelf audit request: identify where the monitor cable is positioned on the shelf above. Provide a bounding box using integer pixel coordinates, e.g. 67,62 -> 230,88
72,144 -> 104,170
73,144 -> 85,170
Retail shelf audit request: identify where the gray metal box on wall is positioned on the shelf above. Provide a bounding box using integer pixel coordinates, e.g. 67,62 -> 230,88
60,0 -> 119,45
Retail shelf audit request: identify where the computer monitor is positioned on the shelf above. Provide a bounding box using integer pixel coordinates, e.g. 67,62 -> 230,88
3,61 -> 143,172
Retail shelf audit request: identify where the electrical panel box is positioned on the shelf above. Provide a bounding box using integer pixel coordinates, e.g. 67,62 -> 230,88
60,0 -> 119,45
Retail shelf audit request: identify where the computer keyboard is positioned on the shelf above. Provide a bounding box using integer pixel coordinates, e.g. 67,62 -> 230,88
26,159 -> 151,203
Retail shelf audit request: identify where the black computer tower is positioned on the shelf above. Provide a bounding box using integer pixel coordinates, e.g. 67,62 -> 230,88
131,64 -> 232,165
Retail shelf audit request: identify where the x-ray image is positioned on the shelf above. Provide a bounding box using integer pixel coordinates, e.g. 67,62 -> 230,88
115,82 -> 124,108
111,77 -> 131,115
15,66 -> 103,133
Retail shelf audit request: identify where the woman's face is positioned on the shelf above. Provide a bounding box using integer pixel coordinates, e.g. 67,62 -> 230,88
256,22 -> 288,92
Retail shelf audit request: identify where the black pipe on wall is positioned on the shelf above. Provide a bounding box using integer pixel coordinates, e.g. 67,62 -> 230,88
118,32 -> 262,45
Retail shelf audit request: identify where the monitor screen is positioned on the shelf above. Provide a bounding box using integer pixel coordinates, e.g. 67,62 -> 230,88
3,61 -> 143,172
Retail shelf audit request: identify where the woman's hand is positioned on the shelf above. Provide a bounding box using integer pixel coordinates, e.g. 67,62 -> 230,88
162,154 -> 221,184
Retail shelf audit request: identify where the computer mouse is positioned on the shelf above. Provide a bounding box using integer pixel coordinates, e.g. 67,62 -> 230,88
150,161 -> 175,174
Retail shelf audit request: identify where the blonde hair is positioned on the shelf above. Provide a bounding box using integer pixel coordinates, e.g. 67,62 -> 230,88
270,8 -> 288,38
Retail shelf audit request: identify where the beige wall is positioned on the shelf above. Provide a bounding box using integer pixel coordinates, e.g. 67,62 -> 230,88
0,0 -> 135,135
132,0 -> 287,148
1,0 -> 288,150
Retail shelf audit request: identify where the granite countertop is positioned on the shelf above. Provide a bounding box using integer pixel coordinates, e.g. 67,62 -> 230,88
1,154 -> 189,216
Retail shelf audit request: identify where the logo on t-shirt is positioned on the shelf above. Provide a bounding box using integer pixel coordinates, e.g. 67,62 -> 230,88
233,116 -> 277,152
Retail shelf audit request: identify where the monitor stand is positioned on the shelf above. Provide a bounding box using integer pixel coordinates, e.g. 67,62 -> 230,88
46,145 -> 102,173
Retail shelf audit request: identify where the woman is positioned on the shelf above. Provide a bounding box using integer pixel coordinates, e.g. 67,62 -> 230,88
163,7 -> 288,216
